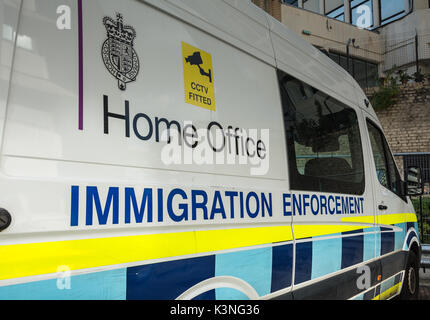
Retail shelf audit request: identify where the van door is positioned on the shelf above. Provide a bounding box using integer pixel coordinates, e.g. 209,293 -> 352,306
364,116 -> 411,299
277,70 -> 380,300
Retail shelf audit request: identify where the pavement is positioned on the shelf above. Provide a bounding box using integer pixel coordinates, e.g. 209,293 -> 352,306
419,268 -> 430,299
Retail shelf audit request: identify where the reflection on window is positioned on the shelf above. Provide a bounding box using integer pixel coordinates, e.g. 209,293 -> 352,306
278,70 -> 365,195
353,59 -> 367,88
367,122 -> 389,189
380,0 -> 405,22
2,24 -> 33,50
367,120 -> 405,200
303,0 -> 320,13
283,0 -> 299,7
326,0 -> 345,21
324,50 -> 378,88
283,0 -> 409,27
325,0 -> 344,13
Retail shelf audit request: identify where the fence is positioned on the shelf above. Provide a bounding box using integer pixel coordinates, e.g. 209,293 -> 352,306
383,33 -> 430,74
322,32 -> 430,89
395,153 -> 430,244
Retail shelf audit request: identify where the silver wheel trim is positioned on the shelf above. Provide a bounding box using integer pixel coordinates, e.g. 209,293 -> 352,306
408,266 -> 416,295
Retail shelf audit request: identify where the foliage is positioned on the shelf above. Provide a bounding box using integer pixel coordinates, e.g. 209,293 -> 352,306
412,68 -> 425,83
396,69 -> 412,84
371,69 -> 401,111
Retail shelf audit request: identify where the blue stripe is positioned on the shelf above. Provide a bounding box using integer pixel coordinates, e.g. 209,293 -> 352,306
380,228 -> 395,255
311,235 -> 342,279
295,241 -> 312,284
0,269 -> 126,300
342,231 -> 364,268
126,255 -> 215,300
271,244 -> 293,292
406,230 -> 418,250
215,247 -> 272,299
363,228 -> 376,261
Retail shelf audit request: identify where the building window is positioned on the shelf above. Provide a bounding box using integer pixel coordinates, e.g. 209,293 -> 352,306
303,0 -> 321,14
326,0 -> 345,22
324,50 -> 378,88
351,0 -> 373,28
283,0 -> 299,6
380,0 -> 406,25
281,0 -> 411,28
278,70 -> 365,195
353,58 -> 367,87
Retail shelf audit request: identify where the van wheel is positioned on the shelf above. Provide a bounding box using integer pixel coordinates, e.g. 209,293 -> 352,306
399,251 -> 419,300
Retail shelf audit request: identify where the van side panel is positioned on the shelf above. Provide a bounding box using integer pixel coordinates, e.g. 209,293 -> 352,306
0,0 -> 293,300
0,0 -> 21,148
0,0 -> 419,301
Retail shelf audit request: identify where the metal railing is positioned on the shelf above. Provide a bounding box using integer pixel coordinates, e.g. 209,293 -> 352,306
395,153 -> 430,245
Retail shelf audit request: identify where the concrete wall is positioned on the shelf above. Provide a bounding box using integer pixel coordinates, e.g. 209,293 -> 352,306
414,0 -> 430,10
251,0 -> 282,21
381,9 -> 430,74
280,4 -> 384,63
374,82 -> 430,154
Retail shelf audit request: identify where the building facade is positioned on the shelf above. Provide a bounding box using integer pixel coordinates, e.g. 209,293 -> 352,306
253,0 -> 430,88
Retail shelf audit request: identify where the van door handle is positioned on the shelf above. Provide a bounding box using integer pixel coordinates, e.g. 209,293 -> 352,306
378,204 -> 388,211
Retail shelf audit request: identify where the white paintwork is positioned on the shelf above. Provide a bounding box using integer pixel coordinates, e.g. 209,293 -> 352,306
0,0 -> 418,300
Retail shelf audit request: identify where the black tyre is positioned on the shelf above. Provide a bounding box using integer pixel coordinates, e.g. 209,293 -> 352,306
399,251 -> 420,300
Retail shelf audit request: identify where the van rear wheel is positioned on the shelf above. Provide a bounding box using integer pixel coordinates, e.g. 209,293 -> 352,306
399,251 -> 419,300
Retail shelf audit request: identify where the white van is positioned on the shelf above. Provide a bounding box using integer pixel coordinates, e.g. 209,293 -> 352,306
0,0 -> 423,300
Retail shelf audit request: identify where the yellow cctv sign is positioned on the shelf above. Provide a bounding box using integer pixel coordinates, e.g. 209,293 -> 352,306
182,42 -> 215,111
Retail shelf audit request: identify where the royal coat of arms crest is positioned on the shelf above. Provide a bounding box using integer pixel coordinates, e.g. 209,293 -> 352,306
102,14 -> 140,91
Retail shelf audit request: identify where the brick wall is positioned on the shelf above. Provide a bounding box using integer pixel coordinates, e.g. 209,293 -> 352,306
371,82 -> 430,155
251,0 -> 282,21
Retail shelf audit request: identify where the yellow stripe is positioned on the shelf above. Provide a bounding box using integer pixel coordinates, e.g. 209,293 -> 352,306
378,213 -> 417,225
293,224 -> 370,239
341,216 -> 375,224
0,213 -> 416,281
342,213 -> 417,225
0,226 -> 293,281
296,213 -> 417,239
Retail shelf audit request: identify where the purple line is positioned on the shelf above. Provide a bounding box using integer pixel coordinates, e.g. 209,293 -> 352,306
78,0 -> 84,130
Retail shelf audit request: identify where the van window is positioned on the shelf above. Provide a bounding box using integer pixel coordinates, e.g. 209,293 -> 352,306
366,120 -> 405,200
278,70 -> 365,195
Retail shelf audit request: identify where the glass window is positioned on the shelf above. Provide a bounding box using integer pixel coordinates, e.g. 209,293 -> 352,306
303,0 -> 321,13
283,0 -> 299,6
326,3 -> 345,21
339,55 -> 348,71
325,0 -> 344,13
384,136 -> 403,195
353,58 -> 367,88
279,70 -> 365,195
367,122 -> 389,188
381,12 -> 406,25
351,0 -> 373,28
366,63 -> 378,87
325,51 -> 378,89
380,0 -> 405,21
328,52 -> 340,64
367,120 -> 405,199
